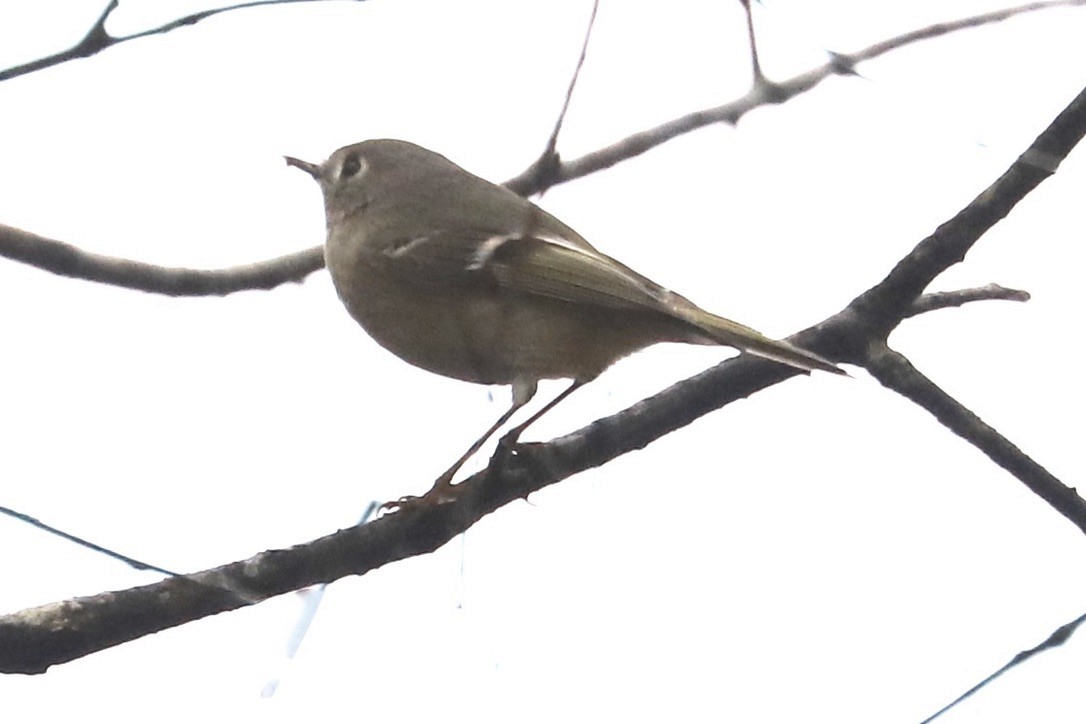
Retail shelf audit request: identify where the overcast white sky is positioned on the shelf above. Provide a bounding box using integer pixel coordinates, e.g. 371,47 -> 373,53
1,1 -> 1085,721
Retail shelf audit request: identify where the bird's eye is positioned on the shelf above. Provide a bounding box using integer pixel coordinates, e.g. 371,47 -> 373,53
340,154 -> 362,179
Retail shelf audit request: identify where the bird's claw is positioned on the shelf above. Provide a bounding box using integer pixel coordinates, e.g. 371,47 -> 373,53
379,480 -> 460,514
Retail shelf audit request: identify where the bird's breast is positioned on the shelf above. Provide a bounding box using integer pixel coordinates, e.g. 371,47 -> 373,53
324,239 -> 671,386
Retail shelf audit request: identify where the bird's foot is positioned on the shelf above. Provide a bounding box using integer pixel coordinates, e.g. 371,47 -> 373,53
496,428 -> 524,455
489,431 -> 520,468
379,477 -> 460,514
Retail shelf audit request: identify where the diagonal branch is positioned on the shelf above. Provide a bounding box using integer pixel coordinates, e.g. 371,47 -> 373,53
1,1 -> 1081,294
0,0 -> 356,83
0,352 -> 807,675
1,0 -> 1074,88
921,610 -> 1086,723
3,76 -> 1085,673
848,91 -> 1086,336
506,0 -> 1086,194
0,505 -> 179,577
3,2 -> 1086,678
865,344 -> 1086,533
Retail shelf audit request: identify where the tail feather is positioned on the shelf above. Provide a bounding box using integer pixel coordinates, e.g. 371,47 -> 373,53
688,310 -> 846,376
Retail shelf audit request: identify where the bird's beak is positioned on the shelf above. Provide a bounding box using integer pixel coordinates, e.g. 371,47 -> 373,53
284,155 -> 321,179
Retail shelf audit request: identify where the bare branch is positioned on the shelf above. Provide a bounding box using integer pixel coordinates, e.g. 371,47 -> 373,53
0,349 -> 811,675
0,223 -> 323,295
836,86 -> 1086,535
0,505 -> 179,577
524,0 -> 600,195
738,0 -> 767,86
1,2 -> 1078,295
0,0 -> 356,83
866,344 -> 1086,533
507,0 -> 1086,194
848,87 -> 1086,336
3,0 -> 1072,89
921,610 -> 1086,723
6,73 -> 1086,668
3,7 -> 1086,672
907,284 -> 1031,317
261,500 -> 379,698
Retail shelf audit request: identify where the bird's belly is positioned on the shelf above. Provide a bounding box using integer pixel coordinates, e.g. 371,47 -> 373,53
329,260 -> 654,385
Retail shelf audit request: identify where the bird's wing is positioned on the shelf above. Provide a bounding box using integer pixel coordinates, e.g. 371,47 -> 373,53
381,226 -> 846,374
487,231 -> 687,313
382,226 -> 686,316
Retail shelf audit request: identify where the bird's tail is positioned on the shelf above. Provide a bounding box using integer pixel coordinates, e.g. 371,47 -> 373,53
686,309 -> 846,375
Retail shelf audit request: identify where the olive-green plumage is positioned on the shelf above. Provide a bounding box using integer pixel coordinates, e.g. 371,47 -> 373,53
288,139 -> 843,500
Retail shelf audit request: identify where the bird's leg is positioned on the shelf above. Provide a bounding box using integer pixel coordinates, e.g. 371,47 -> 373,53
431,396 -> 530,491
497,379 -> 586,451
381,381 -> 538,512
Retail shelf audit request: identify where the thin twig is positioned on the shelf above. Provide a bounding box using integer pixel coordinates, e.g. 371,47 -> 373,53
0,505 -> 179,577
0,2 -> 1078,295
507,0 -> 1086,194
739,0 -> 766,84
921,610 -> 1086,723
907,284 -> 1031,317
0,0 -> 354,83
526,0 -> 600,195
3,76 -> 1085,672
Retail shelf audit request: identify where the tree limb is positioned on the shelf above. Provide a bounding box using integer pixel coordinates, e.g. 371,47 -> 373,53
3,78 -> 1084,672
865,344 -> 1086,533
847,91 -> 1084,336
1,1 -> 1080,294
506,0 -> 1086,195
0,223 -> 323,295
0,0 -> 357,83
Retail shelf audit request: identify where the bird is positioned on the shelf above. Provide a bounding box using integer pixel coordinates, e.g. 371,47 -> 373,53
286,139 -> 843,504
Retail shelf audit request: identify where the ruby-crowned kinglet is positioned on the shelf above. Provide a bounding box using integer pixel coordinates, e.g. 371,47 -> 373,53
286,140 -> 843,501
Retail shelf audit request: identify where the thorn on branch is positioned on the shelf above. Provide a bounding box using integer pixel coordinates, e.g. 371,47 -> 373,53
827,51 -> 859,76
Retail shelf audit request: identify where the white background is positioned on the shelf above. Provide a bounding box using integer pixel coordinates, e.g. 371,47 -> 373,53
1,1 -> 1085,721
